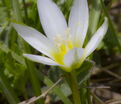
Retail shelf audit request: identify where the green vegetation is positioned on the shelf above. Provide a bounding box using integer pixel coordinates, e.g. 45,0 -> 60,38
0,0 -> 121,104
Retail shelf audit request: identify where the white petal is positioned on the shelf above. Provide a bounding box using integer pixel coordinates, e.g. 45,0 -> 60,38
23,54 -> 58,65
64,48 -> 84,67
37,0 -> 67,40
69,0 -> 89,47
13,23 -> 56,58
85,18 -> 108,57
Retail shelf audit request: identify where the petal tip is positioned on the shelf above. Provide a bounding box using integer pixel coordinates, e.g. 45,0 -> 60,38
23,53 -> 27,57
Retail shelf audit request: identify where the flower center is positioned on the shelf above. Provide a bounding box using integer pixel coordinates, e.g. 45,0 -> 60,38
52,28 -> 73,65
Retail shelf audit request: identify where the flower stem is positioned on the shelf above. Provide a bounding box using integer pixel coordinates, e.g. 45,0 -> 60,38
87,80 -> 92,104
69,71 -> 81,104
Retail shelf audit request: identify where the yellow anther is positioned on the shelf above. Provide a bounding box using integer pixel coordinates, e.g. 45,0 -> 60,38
67,40 -> 73,49
52,28 -> 74,65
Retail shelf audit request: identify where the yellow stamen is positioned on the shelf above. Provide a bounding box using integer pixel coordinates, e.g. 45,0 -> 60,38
52,28 -> 74,65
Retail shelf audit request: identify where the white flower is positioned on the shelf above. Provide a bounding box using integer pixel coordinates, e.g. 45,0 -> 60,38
13,0 -> 108,72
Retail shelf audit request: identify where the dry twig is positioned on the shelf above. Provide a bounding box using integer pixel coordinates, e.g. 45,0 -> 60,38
19,77 -> 63,104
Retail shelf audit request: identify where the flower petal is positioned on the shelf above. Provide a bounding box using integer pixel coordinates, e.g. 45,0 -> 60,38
13,23 -> 56,58
23,54 -> 58,65
69,0 -> 89,47
85,18 -> 108,57
64,48 -> 84,68
37,0 -> 67,40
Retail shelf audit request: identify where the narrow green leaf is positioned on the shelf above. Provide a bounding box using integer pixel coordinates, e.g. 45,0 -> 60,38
44,76 -> 72,104
89,0 -> 101,36
0,27 -> 3,33
77,61 -> 94,104
0,70 -> 19,104
0,42 -> 9,53
100,0 -> 121,52
10,0 -> 43,101
0,42 -> 26,66
26,61 -> 43,103
76,60 -> 94,85
10,0 -> 22,22
37,71 -> 72,104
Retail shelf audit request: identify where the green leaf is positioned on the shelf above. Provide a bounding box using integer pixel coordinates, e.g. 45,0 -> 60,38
89,0 -> 101,36
100,0 -> 121,53
0,27 -> 3,33
37,70 -> 72,104
0,42 -> 26,66
0,70 -> 19,104
0,42 -> 10,53
0,7 -> 8,25
10,0 -> 22,22
44,76 -> 73,104
77,60 -> 94,85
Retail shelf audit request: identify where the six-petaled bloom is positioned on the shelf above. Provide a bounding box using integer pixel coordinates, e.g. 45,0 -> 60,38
13,0 -> 108,72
